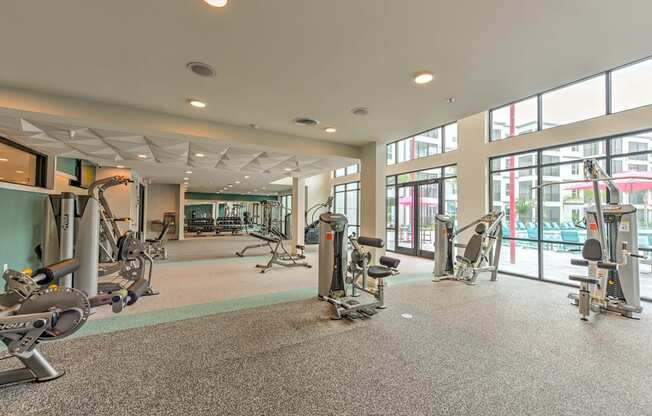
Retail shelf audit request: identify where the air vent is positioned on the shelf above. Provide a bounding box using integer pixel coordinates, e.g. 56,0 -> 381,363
294,118 -> 319,126
352,107 -> 369,116
186,62 -> 216,78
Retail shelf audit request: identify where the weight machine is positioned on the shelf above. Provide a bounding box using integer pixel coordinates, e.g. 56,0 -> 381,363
539,159 -> 647,320
0,258 -> 150,387
432,211 -> 504,284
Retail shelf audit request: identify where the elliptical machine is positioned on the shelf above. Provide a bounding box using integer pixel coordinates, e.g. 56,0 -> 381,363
432,210 -> 504,284
318,212 -> 400,320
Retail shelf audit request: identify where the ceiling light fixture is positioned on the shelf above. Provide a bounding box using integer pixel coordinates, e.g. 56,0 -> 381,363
284,168 -> 292,172
0,158 -> 7,162
324,127 -> 337,133
235,181 -> 240,184
186,62 -> 216,78
15,170 -> 24,174
195,153 -> 205,158
184,177 -> 189,181
188,99 -> 207,109
244,175 -> 250,179
446,97 -> 455,104
137,154 -> 147,159
204,0 -> 228,7
117,165 -> 125,169
413,71 -> 434,85
228,185 -> 233,188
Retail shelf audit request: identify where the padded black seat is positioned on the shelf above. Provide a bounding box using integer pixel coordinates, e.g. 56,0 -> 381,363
457,233 -> 483,263
368,265 -> 393,279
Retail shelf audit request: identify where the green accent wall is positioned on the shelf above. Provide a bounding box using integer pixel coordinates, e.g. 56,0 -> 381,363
0,188 -> 46,271
56,157 -> 77,177
185,192 -> 278,202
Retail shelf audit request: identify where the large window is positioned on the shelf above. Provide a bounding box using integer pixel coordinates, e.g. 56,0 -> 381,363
542,75 -> 606,129
334,164 -> 359,178
611,57 -> 652,113
490,131 -> 652,301
279,194 -> 292,236
333,181 -> 360,237
386,122 -> 458,165
490,97 -> 538,140
386,165 -> 457,258
490,56 -> 652,141
0,137 -> 47,188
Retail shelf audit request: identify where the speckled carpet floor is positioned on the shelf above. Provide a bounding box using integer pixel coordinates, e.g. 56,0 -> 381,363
2,275 -> 652,416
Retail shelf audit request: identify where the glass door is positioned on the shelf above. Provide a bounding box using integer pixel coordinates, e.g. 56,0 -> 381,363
396,185 -> 416,254
418,182 -> 439,257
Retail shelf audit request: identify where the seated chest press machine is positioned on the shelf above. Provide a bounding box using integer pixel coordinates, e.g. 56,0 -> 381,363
318,212 -> 400,320
432,210 -> 504,284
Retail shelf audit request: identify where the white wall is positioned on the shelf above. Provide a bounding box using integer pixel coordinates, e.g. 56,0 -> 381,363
386,104 -> 652,240
146,183 -> 180,239
306,173 -> 332,212
95,167 -> 137,234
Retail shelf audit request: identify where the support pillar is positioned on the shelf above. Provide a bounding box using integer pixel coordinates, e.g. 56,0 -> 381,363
360,142 -> 386,258
178,184 -> 185,241
291,176 -> 306,255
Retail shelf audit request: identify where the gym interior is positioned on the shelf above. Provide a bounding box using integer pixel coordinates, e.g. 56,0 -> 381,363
1,2 -> 652,415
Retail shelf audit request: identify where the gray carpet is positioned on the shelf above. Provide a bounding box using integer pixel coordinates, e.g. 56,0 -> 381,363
2,276 -> 652,415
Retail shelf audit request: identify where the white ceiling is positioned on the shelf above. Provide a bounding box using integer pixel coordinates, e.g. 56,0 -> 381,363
1,1 -> 651,146
0,114 -> 347,193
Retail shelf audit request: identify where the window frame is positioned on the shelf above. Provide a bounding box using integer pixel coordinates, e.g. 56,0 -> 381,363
489,55 -> 652,142
385,121 -> 458,166
0,135 -> 48,188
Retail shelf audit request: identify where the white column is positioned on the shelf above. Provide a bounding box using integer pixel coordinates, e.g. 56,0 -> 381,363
178,184 -> 185,240
291,176 -> 306,255
360,142 -> 386,257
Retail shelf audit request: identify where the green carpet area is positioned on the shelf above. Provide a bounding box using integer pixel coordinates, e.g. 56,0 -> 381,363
75,271 -> 433,339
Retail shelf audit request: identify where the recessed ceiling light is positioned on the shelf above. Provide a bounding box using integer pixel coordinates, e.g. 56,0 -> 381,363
284,168 -> 292,171
204,0 -> 228,7
247,192 -> 251,194
116,165 -> 125,169
15,170 -> 24,174
137,154 -> 147,159
244,175 -> 250,179
414,71 -> 434,85
0,158 -> 7,162
324,127 -> 337,133
195,153 -> 205,158
185,170 -> 193,174
184,177 -> 189,181
235,181 -> 240,184
188,100 -> 207,109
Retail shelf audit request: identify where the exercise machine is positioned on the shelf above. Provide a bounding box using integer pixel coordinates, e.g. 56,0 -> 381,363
41,177 -> 156,298
540,159 -> 647,320
432,210 -> 504,284
305,196 -> 333,245
0,258 -> 150,387
145,218 -> 172,260
318,212 -> 400,319
237,232 -> 310,273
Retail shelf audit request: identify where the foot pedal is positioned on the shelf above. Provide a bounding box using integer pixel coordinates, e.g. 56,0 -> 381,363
359,308 -> 378,317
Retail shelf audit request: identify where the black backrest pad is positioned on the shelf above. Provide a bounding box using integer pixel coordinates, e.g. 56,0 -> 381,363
582,238 -> 603,261
380,256 -> 400,269
357,236 -> 385,248
463,234 -> 483,263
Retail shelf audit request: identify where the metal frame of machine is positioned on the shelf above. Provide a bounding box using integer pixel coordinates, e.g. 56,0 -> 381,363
318,212 -> 400,320
432,210 -> 504,285
539,159 -> 647,320
0,259 -> 149,387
